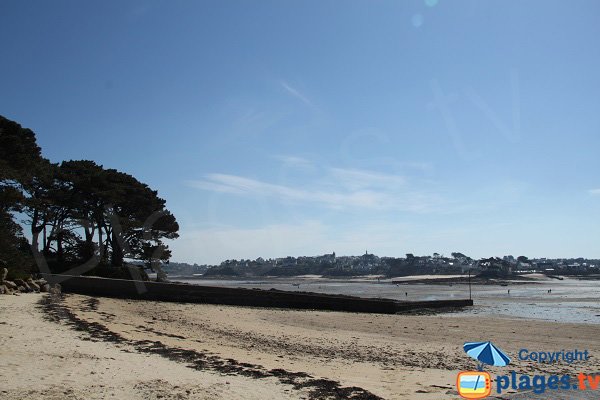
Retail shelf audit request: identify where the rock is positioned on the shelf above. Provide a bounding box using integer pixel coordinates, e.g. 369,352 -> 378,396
17,286 -> 26,292
4,280 -> 17,290
27,279 -> 40,292
14,279 -> 32,292
36,278 -> 48,286
0,268 -> 7,283
49,284 -> 62,295
40,284 -> 50,293
0,285 -> 6,294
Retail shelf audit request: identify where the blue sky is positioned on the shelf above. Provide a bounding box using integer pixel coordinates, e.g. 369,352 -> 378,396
1,0 -> 599,263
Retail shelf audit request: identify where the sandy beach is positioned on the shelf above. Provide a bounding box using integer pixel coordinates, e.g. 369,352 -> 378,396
2,292 -> 600,399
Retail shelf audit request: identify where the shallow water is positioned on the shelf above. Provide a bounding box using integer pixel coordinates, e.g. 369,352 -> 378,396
171,276 -> 600,324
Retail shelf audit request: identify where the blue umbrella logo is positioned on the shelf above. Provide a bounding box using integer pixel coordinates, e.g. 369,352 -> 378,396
463,341 -> 511,371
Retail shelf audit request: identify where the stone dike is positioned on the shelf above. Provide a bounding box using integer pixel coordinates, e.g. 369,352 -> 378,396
41,273 -> 473,314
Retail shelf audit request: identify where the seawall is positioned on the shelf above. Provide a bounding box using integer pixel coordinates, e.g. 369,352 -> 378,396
42,274 -> 473,314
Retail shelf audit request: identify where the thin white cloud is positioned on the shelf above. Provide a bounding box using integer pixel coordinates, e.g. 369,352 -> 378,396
329,167 -> 406,190
188,173 -> 390,209
589,188 -> 600,196
280,81 -> 314,107
187,164 -> 440,212
272,155 -> 314,170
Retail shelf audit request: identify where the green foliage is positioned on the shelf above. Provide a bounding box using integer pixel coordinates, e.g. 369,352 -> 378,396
0,209 -> 35,278
0,116 -> 44,278
57,160 -> 179,269
0,116 -> 43,182
0,115 -> 179,279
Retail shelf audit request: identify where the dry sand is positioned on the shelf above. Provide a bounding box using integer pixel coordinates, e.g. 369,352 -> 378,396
0,294 -> 303,400
2,293 -> 600,399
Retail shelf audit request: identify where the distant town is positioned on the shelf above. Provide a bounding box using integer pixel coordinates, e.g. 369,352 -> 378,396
161,252 -> 600,278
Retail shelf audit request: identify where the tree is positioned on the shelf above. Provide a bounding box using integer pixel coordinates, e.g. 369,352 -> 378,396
0,116 -> 45,277
451,252 -> 468,259
0,208 -> 34,278
0,116 -> 43,182
56,161 -> 179,275
1,115 -> 180,280
58,160 -> 110,263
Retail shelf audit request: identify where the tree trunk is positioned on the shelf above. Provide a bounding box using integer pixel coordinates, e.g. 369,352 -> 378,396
30,209 -> 42,253
111,229 -> 123,267
82,224 -> 95,262
42,225 -> 48,255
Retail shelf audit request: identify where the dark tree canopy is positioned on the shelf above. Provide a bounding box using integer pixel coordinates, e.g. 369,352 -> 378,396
0,116 -> 43,181
0,115 -> 179,280
0,116 -> 45,276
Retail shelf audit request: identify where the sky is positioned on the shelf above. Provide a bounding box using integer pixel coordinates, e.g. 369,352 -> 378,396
1,0 -> 599,264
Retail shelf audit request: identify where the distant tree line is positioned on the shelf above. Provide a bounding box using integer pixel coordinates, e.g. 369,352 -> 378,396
200,253 -> 599,278
0,115 -> 178,280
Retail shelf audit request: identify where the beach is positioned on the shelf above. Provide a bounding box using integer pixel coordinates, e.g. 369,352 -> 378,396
2,291 -> 600,399
172,275 -> 600,324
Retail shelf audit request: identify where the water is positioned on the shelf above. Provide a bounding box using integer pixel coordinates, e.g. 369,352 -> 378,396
170,276 -> 600,324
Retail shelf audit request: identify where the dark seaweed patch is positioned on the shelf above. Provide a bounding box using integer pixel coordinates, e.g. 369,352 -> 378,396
38,294 -> 383,400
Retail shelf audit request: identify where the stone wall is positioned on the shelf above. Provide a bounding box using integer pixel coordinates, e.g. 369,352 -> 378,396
41,274 -> 473,314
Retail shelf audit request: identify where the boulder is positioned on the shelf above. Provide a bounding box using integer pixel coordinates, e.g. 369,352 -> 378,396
14,279 -> 31,292
49,284 -> 62,295
17,286 -> 26,292
26,279 -> 40,292
36,278 -> 48,287
0,267 -> 7,283
4,280 -> 17,290
40,283 -> 50,293
0,285 -> 12,295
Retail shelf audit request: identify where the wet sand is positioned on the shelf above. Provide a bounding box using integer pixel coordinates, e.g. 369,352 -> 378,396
3,292 -> 599,399
174,276 -> 600,324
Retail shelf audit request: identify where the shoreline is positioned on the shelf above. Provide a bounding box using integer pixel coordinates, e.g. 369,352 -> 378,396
169,275 -> 600,325
170,273 -> 555,286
